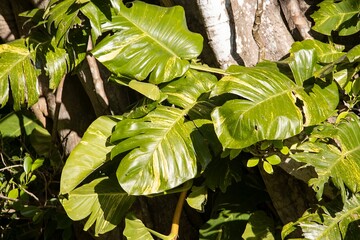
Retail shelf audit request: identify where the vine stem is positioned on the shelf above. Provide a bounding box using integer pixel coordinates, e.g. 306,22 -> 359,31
169,190 -> 187,239
190,63 -> 229,75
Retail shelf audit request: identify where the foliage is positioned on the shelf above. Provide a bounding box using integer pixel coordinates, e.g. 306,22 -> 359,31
0,0 -> 359,239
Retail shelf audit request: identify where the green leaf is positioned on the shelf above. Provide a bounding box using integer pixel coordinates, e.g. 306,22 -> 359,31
347,44 -> 360,62
61,176 -> 135,236
291,115 -> 360,200
211,64 -> 338,149
290,39 -> 345,63
247,158 -> 260,168
80,2 -> 102,39
0,112 -> 39,137
199,210 -> 250,240
31,158 -> 44,172
311,0 -> 360,36
92,1 -> 203,83
282,194 -> 360,240
262,161 -> 274,174
123,214 -> 154,240
111,70 -> 217,195
45,0 -> 82,46
289,49 -> 318,85
186,185 -> 207,212
242,211 -> 275,240
23,155 -> 33,174
128,80 -> 161,101
265,155 -> 281,165
111,106 -> 198,195
60,116 -> 119,194
0,39 -> 38,110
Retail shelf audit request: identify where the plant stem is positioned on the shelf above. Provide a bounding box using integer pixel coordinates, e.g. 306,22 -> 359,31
169,190 -> 187,239
190,63 -> 229,75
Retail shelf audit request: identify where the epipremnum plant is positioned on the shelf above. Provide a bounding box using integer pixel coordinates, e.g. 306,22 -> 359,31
0,0 -> 359,239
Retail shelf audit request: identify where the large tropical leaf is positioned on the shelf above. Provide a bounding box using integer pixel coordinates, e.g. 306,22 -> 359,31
0,39 -> 38,110
61,176 -> 135,236
210,63 -> 338,149
111,70 -> 216,195
311,0 -> 360,36
60,116 -> 119,194
91,1 -> 203,83
291,114 -> 360,200
290,39 -> 345,64
282,194 -> 360,240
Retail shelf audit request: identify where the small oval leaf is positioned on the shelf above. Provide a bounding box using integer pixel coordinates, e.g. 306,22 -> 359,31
23,156 -> 33,174
247,158 -> 260,168
263,161 -> 274,174
266,155 -> 281,165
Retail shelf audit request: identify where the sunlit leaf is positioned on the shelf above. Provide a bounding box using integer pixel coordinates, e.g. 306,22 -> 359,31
290,39 -> 345,63
60,116 -> 119,194
311,0 -> 360,36
92,1 -> 203,83
291,114 -> 360,200
186,185 -> 207,212
247,158 -> 260,168
211,64 -> 338,149
265,155 -> 281,165
0,39 -> 38,110
128,80 -> 160,101
282,194 -> 360,240
61,177 -> 135,236
123,214 -> 154,240
263,161 -> 274,174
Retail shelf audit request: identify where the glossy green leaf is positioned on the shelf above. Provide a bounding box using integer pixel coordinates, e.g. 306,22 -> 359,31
23,156 -> 33,174
111,70 -> 217,195
265,155 -> 281,165
289,49 -> 318,85
347,44 -> 360,62
211,64 -> 338,149
0,112 -> 39,137
311,0 -> 360,36
60,116 -> 119,194
80,2 -> 102,39
290,39 -> 345,63
199,210 -> 250,240
45,0 -> 82,46
291,115 -> 360,200
44,42 -> 70,89
0,39 -> 38,110
128,80 -> 160,101
282,194 -> 360,240
111,106 -> 198,195
262,161 -> 274,174
242,211 -> 275,240
124,214 -> 154,240
92,1 -> 203,83
61,177 -> 135,236
31,158 -> 44,172
186,185 -> 207,212
247,158 -> 260,168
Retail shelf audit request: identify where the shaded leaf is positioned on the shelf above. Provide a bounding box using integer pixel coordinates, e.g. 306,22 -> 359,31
0,112 -> 40,137
199,210 -> 250,240
0,39 -> 38,110
211,64 -> 338,149
92,1 -> 203,83
311,0 -> 360,36
61,177 -> 135,236
60,116 -> 119,194
242,211 -> 275,240
291,115 -> 360,200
